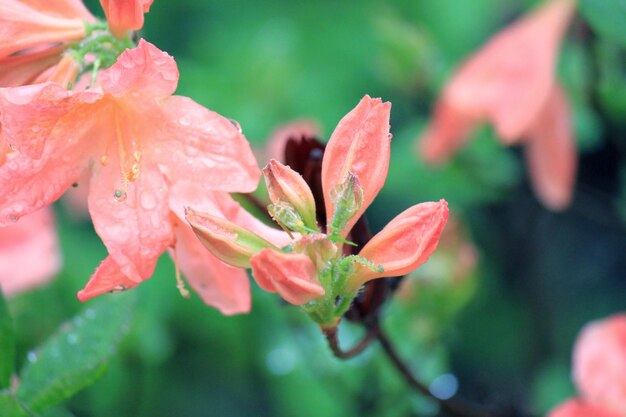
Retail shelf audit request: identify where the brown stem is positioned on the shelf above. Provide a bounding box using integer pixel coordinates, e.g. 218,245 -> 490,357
323,324 -> 379,359
375,325 -> 494,417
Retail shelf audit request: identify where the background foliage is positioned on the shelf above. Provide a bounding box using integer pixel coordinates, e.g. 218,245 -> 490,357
3,0 -> 626,415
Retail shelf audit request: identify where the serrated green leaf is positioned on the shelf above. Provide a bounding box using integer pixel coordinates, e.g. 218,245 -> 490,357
0,290 -> 15,390
578,0 -> 626,45
0,393 -> 35,417
16,294 -> 136,413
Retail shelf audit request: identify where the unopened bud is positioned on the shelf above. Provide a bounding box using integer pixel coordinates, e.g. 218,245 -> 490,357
267,202 -> 311,236
263,159 -> 317,230
328,172 -> 363,236
185,207 -> 276,268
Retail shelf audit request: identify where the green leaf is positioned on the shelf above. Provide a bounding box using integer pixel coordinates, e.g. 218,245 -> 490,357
0,393 -> 35,417
16,294 -> 136,413
578,0 -> 626,45
0,290 -> 15,390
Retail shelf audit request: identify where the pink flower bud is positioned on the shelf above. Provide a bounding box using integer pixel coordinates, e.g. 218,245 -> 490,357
250,248 -> 325,305
185,207 -> 276,268
322,95 -> 391,237
263,159 -> 317,229
549,400 -> 622,417
100,0 -> 154,38
348,199 -> 449,290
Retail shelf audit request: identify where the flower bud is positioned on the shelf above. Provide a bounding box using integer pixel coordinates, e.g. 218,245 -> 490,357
47,54 -> 79,89
263,159 -> 317,229
328,172 -> 363,236
347,199 -> 449,291
267,202 -> 307,235
185,207 -> 276,268
100,0 -> 154,38
250,248 -> 325,305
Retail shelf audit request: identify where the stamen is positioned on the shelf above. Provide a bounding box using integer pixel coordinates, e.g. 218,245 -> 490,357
172,246 -> 191,299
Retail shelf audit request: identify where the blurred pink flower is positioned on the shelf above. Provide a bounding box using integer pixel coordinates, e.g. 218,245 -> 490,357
418,0 -> 577,211
0,0 -> 94,87
0,40 -> 261,313
99,0 -> 153,38
549,315 -> 626,417
0,207 -> 61,297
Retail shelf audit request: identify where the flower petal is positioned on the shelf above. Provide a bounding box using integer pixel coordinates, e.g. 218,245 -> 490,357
170,217 -> 251,315
0,45 -> 63,87
524,85 -> 576,211
88,160 -> 173,282
573,314 -> 626,414
0,207 -> 61,296
99,0 -> 153,38
77,256 -> 141,302
0,0 -> 87,59
321,95 -> 391,236
152,95 -> 261,193
99,39 -> 178,100
250,248 -> 324,305
350,200 -> 449,289
418,98 -> 478,165
548,399 -> 622,417
443,0 -> 575,143
19,0 -> 95,21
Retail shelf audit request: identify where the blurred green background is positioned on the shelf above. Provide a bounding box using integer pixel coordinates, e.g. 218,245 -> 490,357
5,0 -> 626,416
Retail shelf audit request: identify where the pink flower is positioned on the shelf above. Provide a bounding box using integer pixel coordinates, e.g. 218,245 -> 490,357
99,0 -> 153,38
0,40 -> 261,313
0,0 -> 94,87
0,207 -> 61,297
418,0 -> 577,211
188,96 -> 449,326
549,315 -> 626,417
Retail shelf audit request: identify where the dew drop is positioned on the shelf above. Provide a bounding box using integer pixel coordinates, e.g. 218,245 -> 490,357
113,189 -> 127,202
228,118 -> 243,133
387,133 -> 393,140
27,351 -> 37,363
109,285 -> 127,294
179,115 -> 192,126
31,125 -> 41,133
140,192 -> 157,210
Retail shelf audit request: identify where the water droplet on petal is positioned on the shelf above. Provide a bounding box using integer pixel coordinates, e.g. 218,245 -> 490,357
31,125 -> 41,133
179,115 -> 192,127
228,118 -> 243,133
109,285 -> 127,294
140,192 -> 157,210
387,133 -> 393,140
113,189 -> 127,202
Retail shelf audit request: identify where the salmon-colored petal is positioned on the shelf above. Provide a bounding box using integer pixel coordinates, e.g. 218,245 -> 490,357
0,45 -> 63,87
250,248 -> 324,305
444,0 -> 575,143
99,0 -> 153,38
0,82 -> 100,159
321,95 -> 391,236
99,39 -> 178,100
418,98 -> 478,165
88,160 -> 173,282
0,207 -> 61,296
170,217 -> 251,315
77,256 -> 141,302
168,181 -> 290,249
548,399 -> 622,417
153,95 -> 261,193
0,0 -> 87,59
350,200 -> 449,289
19,0 -> 95,21
524,85 -> 576,211
573,315 -> 626,414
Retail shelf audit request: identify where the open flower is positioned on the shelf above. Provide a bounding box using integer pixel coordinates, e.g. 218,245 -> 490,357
418,0 -> 577,211
549,314 -> 626,417
187,95 -> 449,327
0,207 -> 61,297
0,0 -> 95,87
0,40 -> 262,312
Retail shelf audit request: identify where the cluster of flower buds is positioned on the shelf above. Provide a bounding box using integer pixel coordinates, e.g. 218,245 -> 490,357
187,96 -> 449,328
